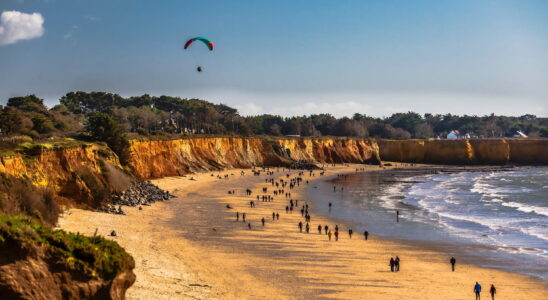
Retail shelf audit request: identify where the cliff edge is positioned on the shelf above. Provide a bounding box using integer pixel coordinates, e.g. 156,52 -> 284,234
378,138 -> 548,164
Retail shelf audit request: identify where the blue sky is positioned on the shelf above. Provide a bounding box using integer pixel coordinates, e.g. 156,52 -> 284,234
0,0 -> 547,117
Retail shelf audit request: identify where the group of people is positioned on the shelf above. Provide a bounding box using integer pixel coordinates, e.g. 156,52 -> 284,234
226,166 -> 501,299
389,256 -> 401,272
474,282 -> 497,300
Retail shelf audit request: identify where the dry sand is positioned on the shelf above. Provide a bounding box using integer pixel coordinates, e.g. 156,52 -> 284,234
58,164 -> 547,299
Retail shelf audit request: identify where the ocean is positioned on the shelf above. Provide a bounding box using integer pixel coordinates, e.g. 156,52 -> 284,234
307,167 -> 548,280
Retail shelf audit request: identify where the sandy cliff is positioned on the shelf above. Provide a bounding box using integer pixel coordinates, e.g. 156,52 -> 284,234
378,138 -> 548,164
127,137 -> 381,179
0,144 -> 127,209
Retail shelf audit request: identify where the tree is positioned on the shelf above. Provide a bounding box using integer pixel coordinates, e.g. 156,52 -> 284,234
60,91 -> 124,115
7,95 -> 48,113
86,113 -> 130,164
414,123 -> 434,139
0,107 -> 27,135
31,115 -> 55,134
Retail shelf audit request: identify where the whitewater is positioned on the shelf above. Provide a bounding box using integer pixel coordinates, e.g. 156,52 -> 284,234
308,167 -> 548,280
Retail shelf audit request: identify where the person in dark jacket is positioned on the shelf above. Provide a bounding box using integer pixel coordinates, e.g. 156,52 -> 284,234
474,282 -> 482,300
450,257 -> 456,271
389,257 -> 395,272
489,284 -> 496,300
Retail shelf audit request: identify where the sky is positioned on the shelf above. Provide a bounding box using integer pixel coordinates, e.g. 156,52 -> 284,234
0,0 -> 547,117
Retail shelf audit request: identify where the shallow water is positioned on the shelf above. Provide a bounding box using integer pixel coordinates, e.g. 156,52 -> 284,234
307,167 -> 548,280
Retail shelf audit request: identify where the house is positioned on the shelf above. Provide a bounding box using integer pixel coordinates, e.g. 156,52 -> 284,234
513,130 -> 528,138
446,130 -> 459,139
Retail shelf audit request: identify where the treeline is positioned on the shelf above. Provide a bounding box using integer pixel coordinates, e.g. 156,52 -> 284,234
1,92 -> 547,144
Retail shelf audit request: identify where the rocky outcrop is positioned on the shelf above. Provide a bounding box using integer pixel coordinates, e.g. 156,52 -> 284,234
378,138 -> 548,164
127,137 -> 381,179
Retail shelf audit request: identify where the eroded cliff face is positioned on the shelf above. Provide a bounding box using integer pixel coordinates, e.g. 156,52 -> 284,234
378,139 -> 548,164
0,145 -> 128,209
128,137 -> 381,179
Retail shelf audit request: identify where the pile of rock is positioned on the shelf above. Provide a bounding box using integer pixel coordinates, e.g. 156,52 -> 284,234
289,160 -> 321,170
101,181 -> 175,214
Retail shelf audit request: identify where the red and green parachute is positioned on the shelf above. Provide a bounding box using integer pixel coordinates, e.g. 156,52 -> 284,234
184,37 -> 214,51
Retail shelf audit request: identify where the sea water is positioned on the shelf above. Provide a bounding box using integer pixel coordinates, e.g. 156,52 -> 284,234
307,167 -> 548,280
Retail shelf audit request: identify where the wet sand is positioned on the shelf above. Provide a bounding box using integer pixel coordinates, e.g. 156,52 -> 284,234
58,164 -> 547,299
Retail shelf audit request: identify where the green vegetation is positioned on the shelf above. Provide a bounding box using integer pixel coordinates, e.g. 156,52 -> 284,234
0,92 -> 546,158
0,214 -> 134,280
86,112 -> 130,164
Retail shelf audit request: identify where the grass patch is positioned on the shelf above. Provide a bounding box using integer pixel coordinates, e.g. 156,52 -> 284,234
0,214 -> 134,280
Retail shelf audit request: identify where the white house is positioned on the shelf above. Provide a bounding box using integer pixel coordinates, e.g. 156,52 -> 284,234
513,130 -> 528,138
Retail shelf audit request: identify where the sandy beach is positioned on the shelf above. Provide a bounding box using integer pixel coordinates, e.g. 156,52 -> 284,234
58,164 -> 548,299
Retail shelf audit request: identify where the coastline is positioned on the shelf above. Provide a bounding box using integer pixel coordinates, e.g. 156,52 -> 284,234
309,165 -> 548,281
58,163 -> 548,299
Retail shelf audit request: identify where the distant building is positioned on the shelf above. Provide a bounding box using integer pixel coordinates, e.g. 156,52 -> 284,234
513,130 -> 528,138
446,130 -> 459,139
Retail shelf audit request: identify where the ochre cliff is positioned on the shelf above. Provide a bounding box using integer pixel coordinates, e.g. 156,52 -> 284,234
378,138 -> 548,164
128,137 -> 381,179
0,138 -> 380,212
0,144 -> 128,210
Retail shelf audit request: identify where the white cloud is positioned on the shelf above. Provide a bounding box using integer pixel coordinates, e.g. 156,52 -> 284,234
0,11 -> 44,46
84,15 -> 98,21
63,25 -> 78,39
181,89 -> 546,118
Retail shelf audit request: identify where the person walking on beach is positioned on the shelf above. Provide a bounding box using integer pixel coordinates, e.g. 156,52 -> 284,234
334,230 -> 339,241
242,213 -> 246,222
474,282 -> 482,300
248,222 -> 252,230
328,230 -> 332,241
324,225 -> 329,235
276,213 -> 279,220
364,230 -> 369,240
395,256 -> 400,271
272,212 -> 275,220
348,229 -> 353,239
450,257 -> 456,272
305,223 -> 310,233
328,202 -> 332,212
396,210 -> 399,222
318,224 -> 322,234
389,257 -> 395,272
285,206 -> 289,213
261,217 -> 265,227
489,284 -> 496,300
298,221 -> 303,232
236,212 -> 239,221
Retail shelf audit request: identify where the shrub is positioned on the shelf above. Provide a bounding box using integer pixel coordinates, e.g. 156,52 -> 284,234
0,214 -> 134,280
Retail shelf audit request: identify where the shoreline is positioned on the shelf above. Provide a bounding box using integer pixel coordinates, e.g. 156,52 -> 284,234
58,163 -> 547,299
309,165 -> 548,281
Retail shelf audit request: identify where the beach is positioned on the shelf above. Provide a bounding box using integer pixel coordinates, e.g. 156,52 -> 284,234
58,164 -> 548,299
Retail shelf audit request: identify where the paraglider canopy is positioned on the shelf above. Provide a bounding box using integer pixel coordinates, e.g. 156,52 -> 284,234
184,37 -> 214,51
